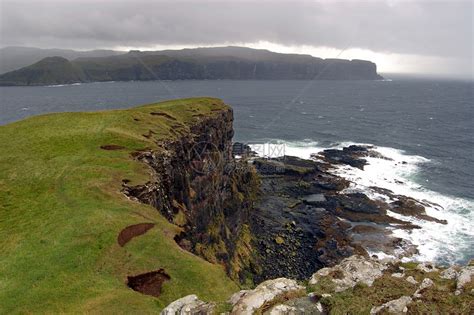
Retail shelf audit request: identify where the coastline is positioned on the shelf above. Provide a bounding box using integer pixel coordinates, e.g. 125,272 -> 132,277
247,140 -> 474,266
1,98 -> 472,313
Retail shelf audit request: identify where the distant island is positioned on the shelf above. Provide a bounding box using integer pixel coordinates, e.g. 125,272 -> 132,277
0,46 -> 383,86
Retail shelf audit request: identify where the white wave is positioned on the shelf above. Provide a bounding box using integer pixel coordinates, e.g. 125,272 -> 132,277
250,139 -> 474,264
282,140 -> 323,159
46,82 -> 82,87
92,81 -> 116,84
249,140 -> 321,159
332,146 -> 473,264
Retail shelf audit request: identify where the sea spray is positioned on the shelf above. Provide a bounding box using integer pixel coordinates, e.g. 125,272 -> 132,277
250,140 -> 474,265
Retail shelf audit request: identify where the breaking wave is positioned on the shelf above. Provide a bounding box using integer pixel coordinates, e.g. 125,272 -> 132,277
250,140 -> 474,265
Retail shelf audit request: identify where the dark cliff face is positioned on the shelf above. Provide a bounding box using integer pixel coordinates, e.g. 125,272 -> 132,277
0,47 -> 383,85
119,107 -> 365,284
123,108 -> 261,282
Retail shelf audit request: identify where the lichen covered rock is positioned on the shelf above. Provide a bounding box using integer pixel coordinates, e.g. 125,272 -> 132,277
165,255 -> 473,314
160,295 -> 214,315
455,266 -> 474,294
370,296 -> 412,314
309,255 -> 387,292
230,278 -> 305,314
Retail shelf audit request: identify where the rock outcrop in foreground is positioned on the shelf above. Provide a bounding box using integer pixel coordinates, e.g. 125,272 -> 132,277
161,255 -> 474,314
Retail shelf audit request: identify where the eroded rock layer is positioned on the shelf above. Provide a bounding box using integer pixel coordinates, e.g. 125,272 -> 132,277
123,107 -> 260,281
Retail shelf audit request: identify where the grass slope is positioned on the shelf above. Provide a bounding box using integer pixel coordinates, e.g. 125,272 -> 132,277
0,98 -> 239,313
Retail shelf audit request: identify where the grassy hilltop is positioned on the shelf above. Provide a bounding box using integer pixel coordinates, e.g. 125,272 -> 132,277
0,98 -> 238,313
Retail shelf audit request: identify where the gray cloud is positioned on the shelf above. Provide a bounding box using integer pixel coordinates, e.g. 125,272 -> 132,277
0,0 -> 472,75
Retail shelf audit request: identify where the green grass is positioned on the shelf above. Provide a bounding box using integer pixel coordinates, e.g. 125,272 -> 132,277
0,97 -> 239,313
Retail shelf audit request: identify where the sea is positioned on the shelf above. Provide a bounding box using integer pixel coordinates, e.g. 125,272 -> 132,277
1,78 -> 473,265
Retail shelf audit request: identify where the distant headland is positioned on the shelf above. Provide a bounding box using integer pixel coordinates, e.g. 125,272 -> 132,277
0,46 -> 383,86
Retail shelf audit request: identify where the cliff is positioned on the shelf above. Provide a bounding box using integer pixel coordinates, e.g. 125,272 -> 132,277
0,46 -> 383,86
2,97 -> 467,314
0,98 -> 246,312
123,106 -> 261,282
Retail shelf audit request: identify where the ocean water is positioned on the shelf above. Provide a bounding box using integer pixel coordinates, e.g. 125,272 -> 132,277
1,79 -> 473,264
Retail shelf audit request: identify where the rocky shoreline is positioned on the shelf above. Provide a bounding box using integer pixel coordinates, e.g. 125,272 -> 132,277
246,144 -> 446,282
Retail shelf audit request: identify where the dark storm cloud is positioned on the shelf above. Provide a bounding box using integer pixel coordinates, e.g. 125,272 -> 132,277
0,0 -> 472,60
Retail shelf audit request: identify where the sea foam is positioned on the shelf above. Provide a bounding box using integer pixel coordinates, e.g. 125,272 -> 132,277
250,140 -> 474,265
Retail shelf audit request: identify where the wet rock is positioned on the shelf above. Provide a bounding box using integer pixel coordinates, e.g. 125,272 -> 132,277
309,255 -> 387,292
230,278 -> 305,315
315,176 -> 350,191
160,294 -> 214,315
321,147 -> 368,169
321,193 -> 416,228
370,296 -> 412,314
253,156 -> 320,176
389,196 -> 447,224
251,160 -> 360,281
331,193 -> 384,214
255,142 -> 432,283
302,193 -> 326,204
350,224 -> 382,234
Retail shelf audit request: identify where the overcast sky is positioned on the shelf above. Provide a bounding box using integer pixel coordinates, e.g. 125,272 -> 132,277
1,0 -> 472,78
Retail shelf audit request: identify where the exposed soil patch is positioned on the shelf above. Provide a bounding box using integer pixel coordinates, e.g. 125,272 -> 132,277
100,144 -> 125,150
118,223 -> 155,247
127,269 -> 170,297
150,112 -> 177,120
